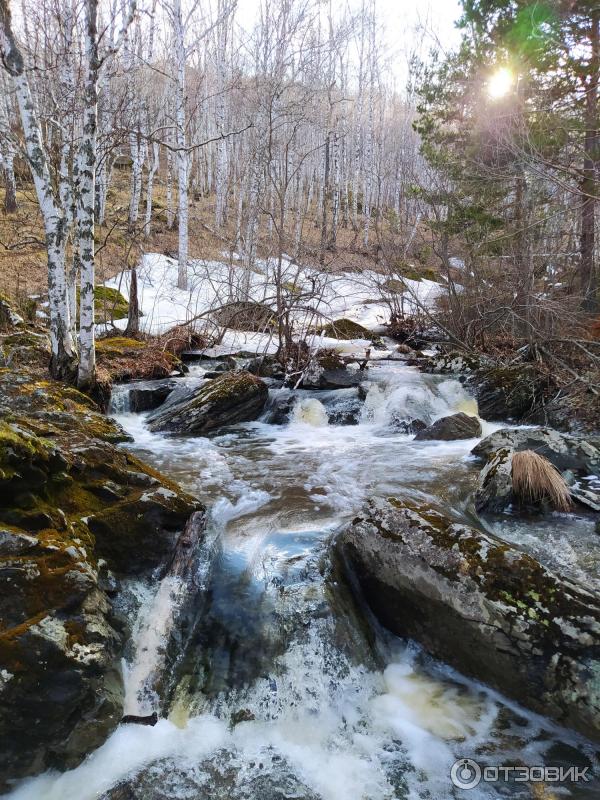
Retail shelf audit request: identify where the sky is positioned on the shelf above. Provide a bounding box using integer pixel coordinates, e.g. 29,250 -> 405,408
235,0 -> 463,85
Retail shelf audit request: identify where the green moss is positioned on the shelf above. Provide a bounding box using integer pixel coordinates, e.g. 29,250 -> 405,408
382,497 -> 580,634
282,281 -> 301,296
390,264 -> 439,283
189,370 -> 264,407
96,337 -> 145,355
0,421 -> 54,481
94,286 -> 129,322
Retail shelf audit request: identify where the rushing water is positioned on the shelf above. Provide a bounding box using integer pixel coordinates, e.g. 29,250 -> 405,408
8,357 -> 600,800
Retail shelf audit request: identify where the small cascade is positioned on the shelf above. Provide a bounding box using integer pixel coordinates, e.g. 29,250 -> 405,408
361,372 -> 479,430
292,397 -> 328,426
107,384 -> 131,415
123,513 -> 221,716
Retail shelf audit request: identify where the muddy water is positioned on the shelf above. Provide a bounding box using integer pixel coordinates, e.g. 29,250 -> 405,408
8,359 -> 600,800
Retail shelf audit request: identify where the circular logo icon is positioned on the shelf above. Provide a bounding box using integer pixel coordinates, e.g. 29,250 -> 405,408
451,758 -> 482,790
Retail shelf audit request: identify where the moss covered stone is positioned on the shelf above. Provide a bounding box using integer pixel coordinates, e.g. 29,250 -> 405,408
317,318 -> 375,341
336,496 -> 600,742
0,359 -> 204,788
148,370 -> 269,434
96,336 -> 145,355
91,286 -> 129,323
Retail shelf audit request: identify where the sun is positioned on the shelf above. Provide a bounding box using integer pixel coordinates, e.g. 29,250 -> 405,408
487,67 -> 514,99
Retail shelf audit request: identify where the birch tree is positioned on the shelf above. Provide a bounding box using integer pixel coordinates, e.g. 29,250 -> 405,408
0,0 -> 76,378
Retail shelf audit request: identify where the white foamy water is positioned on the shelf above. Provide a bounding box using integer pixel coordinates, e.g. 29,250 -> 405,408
292,397 -> 329,427
8,360 -> 599,800
121,576 -> 186,715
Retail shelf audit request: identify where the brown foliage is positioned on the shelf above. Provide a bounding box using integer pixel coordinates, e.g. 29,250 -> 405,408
511,450 -> 572,512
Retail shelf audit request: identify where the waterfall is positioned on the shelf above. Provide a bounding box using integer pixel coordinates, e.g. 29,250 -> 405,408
292,398 -> 328,426
108,385 -> 131,414
122,512 -> 221,716
360,374 -> 479,429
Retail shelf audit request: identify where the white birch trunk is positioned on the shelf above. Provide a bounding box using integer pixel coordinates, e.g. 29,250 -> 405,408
129,130 -> 147,227
144,141 -> 160,236
173,0 -> 189,289
0,13 -> 75,377
166,139 -> 175,229
76,0 -> 100,390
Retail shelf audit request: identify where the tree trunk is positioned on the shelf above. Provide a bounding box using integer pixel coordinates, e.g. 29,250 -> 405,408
144,141 -> 159,236
76,0 -> 100,391
125,266 -> 140,336
173,0 -> 189,290
3,152 -> 16,213
0,7 -> 76,378
581,9 -> 599,311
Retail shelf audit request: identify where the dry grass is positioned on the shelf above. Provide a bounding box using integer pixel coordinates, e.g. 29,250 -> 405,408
1,166 -> 445,304
512,450 -> 572,512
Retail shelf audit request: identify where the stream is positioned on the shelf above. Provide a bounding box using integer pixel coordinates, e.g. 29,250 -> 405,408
9,356 -> 600,799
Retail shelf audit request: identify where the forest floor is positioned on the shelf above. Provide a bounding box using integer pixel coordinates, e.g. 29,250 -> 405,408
0,168 -> 443,308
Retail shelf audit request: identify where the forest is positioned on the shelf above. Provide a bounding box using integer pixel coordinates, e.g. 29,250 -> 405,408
1,1 -> 600,799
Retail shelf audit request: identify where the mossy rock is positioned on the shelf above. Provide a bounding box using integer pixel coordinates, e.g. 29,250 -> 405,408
0,328 -> 51,369
316,348 -> 346,370
0,293 -> 24,330
96,336 -> 145,355
95,336 -> 181,386
336,497 -> 600,742
0,364 -> 204,786
148,370 -> 269,434
382,278 -> 405,294
317,318 -> 374,341
473,363 -> 548,421
389,264 -> 439,283
76,286 -> 129,324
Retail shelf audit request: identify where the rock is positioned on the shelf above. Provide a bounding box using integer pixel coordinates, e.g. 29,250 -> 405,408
327,402 -> 361,426
414,412 -> 482,441
121,712 -> 158,726
147,371 -> 268,434
213,300 -> 276,332
127,380 -> 179,413
0,328 -> 51,369
419,350 -> 486,374
472,364 -> 546,420
316,318 -> 375,340
390,417 -> 428,435
0,292 -> 24,330
246,354 -> 285,380
474,447 -> 515,513
301,351 -> 365,390
96,336 -> 183,386
262,390 -> 295,424
335,497 -> 600,742
569,485 -> 600,513
472,427 -> 600,475
0,367 -> 203,788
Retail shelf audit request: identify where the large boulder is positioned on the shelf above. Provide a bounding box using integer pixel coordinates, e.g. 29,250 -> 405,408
472,427 -> 600,475
472,364 -> 547,421
148,370 -> 268,434
335,497 -> 600,741
0,366 -> 203,789
414,412 -> 482,441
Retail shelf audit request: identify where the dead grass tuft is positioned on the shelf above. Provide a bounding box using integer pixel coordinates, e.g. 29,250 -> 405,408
512,450 -> 572,512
